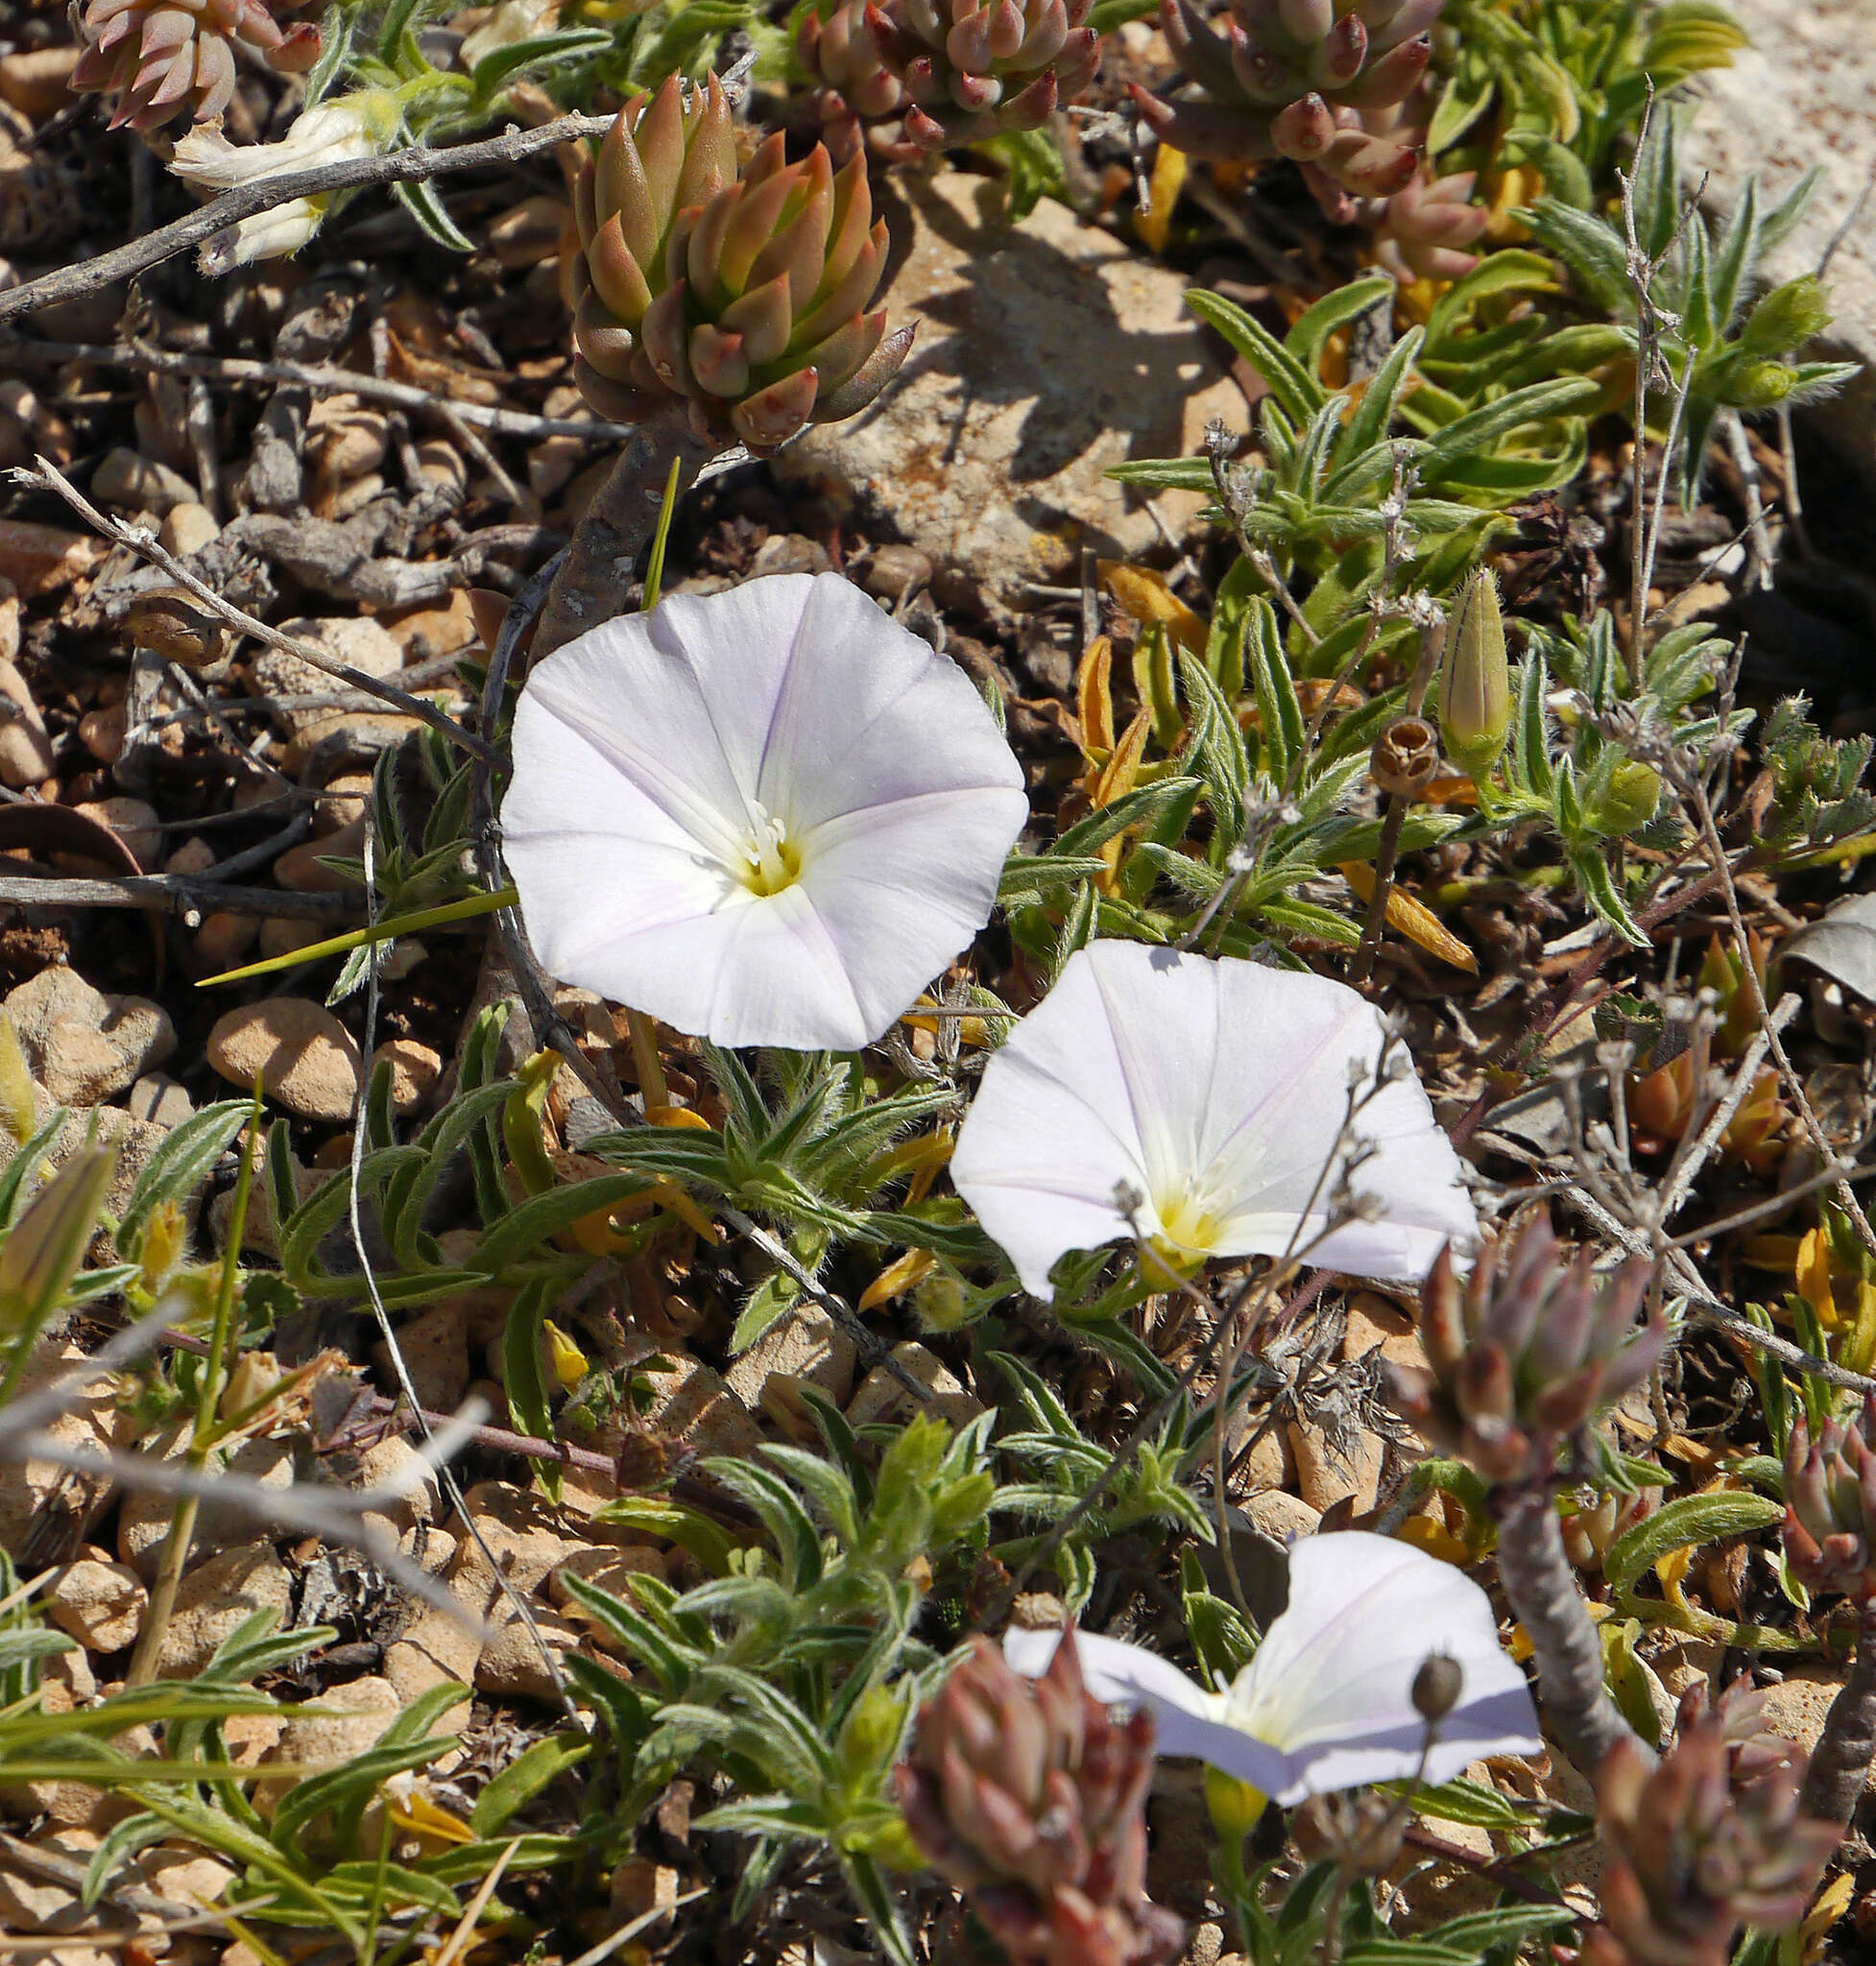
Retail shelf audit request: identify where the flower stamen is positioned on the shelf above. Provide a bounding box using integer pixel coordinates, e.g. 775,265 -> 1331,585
738,801 -> 802,896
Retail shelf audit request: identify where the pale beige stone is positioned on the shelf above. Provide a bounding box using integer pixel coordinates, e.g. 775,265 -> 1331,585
637,1355 -> 762,1458
118,1432 -> 296,1580
476,1604 -> 584,1703
371,1037 -> 444,1115
774,171 -> 1243,602
47,1556 -> 147,1653
206,997 -> 362,1120
155,1541 -> 293,1678
3,964 -> 175,1104
1758,1666 -> 1843,1757
1288,1421 -> 1384,1515
725,1305 -> 857,1418
0,655 -> 52,787
158,502 -> 221,557
1684,0 -> 1876,485
847,1341 -> 983,1431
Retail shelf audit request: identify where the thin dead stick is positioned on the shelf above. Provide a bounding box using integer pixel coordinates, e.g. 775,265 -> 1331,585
0,113 -> 616,327
1677,765 -> 1876,1267
0,333 -> 637,445
0,871 -> 357,919
20,455 -> 496,766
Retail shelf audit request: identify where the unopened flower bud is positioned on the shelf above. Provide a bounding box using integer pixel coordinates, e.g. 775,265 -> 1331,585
1741,276 -> 1834,358
1594,760 -> 1664,836
1437,568 -> 1510,782
1729,360 -> 1799,410
1370,713 -> 1438,798
1411,1652 -> 1464,1724
0,1142 -> 121,1333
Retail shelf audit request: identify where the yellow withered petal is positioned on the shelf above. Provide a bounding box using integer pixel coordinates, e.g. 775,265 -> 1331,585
1338,862 -> 1479,973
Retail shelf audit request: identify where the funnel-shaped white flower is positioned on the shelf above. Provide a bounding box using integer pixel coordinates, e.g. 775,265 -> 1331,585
1005,1532 -> 1540,1805
501,572 -> 1027,1051
949,940 -> 1475,1297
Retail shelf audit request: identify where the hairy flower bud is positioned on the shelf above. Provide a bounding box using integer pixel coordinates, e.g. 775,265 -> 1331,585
1741,276 -> 1834,358
70,0 -> 321,132
1583,1686 -> 1840,1966
1783,1394 -> 1876,1599
1131,0 -> 1439,195
0,1142 -> 121,1334
862,0 -> 1102,150
897,1631 -> 1184,1966
1592,760 -> 1664,836
569,73 -> 912,455
1437,568 -> 1510,782
1384,1215 -> 1664,1487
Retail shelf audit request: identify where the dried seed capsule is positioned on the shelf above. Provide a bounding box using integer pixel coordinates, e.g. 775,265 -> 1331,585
1369,713 -> 1438,798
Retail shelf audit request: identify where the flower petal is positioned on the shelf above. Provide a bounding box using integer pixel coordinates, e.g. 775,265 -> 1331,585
1226,1531 -> 1540,1803
950,940 -> 1477,1295
501,572 -> 1025,1050
948,947 -> 1159,1295
1003,1628 -> 1291,1793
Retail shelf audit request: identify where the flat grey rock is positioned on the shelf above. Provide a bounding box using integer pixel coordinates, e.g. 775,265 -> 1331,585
1683,0 -> 1876,481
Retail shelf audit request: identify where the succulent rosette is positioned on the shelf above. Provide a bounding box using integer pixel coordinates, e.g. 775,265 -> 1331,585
1132,0 -> 1440,200
1383,1216 -> 1663,1487
797,0 -> 911,162
863,0 -> 1101,150
1783,1393 -> 1876,1599
1584,1688 -> 1839,1966
1364,160 -> 1489,280
569,73 -> 910,454
897,1631 -> 1184,1966
70,0 -> 321,132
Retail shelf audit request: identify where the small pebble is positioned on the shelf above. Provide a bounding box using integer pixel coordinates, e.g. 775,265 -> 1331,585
90,446 -> 196,516
371,1037 -> 443,1115
0,655 -> 54,788
206,997 -> 363,1121
158,502 -> 221,557
860,544 -> 933,601
73,796 -> 161,871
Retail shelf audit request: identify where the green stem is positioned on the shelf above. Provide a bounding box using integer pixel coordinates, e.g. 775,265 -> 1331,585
198,885 -> 517,988
126,1115 -> 260,1687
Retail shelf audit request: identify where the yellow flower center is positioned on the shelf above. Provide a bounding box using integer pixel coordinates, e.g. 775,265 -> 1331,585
1154,1186 -> 1225,1258
738,802 -> 802,897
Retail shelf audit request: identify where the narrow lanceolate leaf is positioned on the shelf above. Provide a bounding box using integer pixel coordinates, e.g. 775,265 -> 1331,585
1603,1491 -> 1785,1597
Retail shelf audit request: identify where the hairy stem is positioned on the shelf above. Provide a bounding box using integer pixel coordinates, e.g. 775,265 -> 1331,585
1801,1595 -> 1876,1823
1492,1484 -> 1653,1778
534,409 -> 718,658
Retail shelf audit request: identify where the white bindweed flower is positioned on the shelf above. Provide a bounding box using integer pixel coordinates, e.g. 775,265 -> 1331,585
1005,1532 -> 1540,1804
171,90 -> 402,271
948,939 -> 1477,1297
501,572 -> 1028,1050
